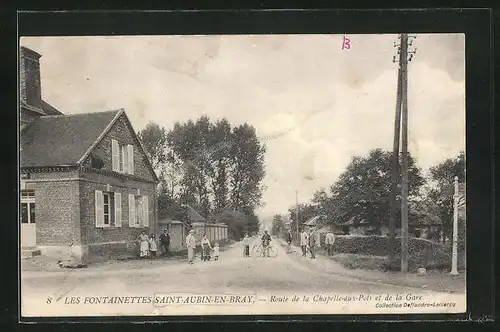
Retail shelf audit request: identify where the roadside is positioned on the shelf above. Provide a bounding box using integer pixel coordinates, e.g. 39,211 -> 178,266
21,238 -> 243,277
277,238 -> 465,294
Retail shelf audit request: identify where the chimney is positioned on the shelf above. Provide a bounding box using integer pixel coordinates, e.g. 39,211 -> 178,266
20,46 -> 42,107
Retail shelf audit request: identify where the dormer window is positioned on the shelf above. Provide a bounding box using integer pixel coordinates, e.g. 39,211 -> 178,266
111,139 -> 134,174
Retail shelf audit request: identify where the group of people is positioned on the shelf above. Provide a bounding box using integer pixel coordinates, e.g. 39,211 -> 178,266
138,229 -> 172,259
284,228 -> 336,259
185,229 -> 220,264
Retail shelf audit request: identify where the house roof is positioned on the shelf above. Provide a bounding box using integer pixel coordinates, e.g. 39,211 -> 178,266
184,205 -> 206,223
304,215 -> 321,226
40,100 -> 64,116
21,110 -> 121,167
158,219 -> 184,225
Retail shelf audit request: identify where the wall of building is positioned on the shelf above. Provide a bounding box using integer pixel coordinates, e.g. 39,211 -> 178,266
81,113 -> 156,183
79,170 -> 156,262
190,222 -> 228,246
24,181 -> 81,260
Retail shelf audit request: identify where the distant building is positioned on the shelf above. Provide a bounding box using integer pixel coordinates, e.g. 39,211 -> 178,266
20,46 -> 158,262
157,219 -> 186,252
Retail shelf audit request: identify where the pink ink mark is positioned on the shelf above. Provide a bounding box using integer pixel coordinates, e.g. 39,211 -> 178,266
342,35 -> 351,50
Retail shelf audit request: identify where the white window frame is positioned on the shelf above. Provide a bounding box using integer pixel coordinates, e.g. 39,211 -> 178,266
129,194 -> 138,227
103,192 -> 111,226
121,145 -> 128,173
129,194 -> 148,228
21,190 -> 35,224
114,192 -> 122,227
112,139 -> 134,175
111,139 -> 120,171
95,190 -> 123,228
119,146 -> 124,172
127,144 -> 134,175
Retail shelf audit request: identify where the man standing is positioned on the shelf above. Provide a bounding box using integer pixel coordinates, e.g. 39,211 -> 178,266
261,230 -> 272,257
300,228 -> 308,257
308,229 -> 317,259
325,229 -> 335,256
285,229 -> 293,254
159,229 -> 171,257
186,229 -> 197,264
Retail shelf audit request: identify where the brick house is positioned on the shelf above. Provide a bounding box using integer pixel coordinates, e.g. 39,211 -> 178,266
20,46 -> 158,262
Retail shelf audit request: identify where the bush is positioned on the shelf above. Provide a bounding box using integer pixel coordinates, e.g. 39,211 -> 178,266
333,254 -> 386,271
330,235 -> 465,272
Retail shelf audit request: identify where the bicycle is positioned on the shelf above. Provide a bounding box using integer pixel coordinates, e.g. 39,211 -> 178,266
251,243 -> 278,258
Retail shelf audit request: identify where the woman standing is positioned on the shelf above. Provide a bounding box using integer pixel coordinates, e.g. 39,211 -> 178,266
200,234 -> 212,261
138,231 -> 149,259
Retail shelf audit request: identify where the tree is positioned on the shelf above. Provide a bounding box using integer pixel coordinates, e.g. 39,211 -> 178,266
163,116 -> 267,233
229,123 -> 266,214
216,210 -> 248,240
271,214 -> 284,236
288,203 -> 320,233
246,212 -> 261,235
207,119 -> 233,214
427,151 -> 465,243
138,122 -> 167,172
157,187 -> 189,226
322,149 -> 425,229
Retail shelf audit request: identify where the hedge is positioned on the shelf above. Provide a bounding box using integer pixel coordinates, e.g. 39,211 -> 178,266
326,235 -> 465,272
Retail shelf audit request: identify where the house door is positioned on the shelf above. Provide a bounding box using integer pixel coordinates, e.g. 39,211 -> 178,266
21,190 -> 36,247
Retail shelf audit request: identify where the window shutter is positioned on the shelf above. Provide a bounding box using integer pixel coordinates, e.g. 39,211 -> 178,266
128,194 -> 136,227
127,145 -> 134,175
95,190 -> 104,227
111,139 -> 119,171
122,146 -> 128,173
114,192 -> 122,227
142,195 -> 149,227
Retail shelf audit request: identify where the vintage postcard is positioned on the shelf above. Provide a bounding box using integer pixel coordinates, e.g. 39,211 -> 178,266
19,34 -> 466,317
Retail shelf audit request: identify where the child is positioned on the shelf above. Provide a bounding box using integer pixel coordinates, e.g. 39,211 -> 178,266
213,243 -> 220,261
149,233 -> 158,258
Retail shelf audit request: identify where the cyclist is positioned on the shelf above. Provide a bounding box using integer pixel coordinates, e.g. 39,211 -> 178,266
261,230 -> 272,257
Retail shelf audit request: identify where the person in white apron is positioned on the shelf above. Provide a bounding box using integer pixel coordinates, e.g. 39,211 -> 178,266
185,230 -> 197,264
138,231 -> 149,259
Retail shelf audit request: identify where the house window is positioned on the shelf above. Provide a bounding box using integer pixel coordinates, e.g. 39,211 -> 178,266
95,190 -> 122,228
119,148 -> 124,173
128,194 -> 149,228
111,139 -> 134,175
103,192 -> 113,226
21,190 -> 35,224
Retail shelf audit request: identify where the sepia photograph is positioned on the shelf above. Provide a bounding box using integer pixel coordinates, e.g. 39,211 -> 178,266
19,33 -> 466,317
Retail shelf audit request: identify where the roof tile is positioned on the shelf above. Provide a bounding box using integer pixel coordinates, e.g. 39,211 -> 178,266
21,110 -> 120,167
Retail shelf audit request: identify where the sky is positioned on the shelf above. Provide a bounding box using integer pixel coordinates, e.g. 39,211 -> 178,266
20,34 -> 465,222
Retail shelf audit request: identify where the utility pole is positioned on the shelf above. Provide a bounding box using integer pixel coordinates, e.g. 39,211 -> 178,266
400,33 -> 417,273
400,32 -> 409,273
295,190 -> 299,243
389,35 -> 404,265
391,33 -> 416,273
